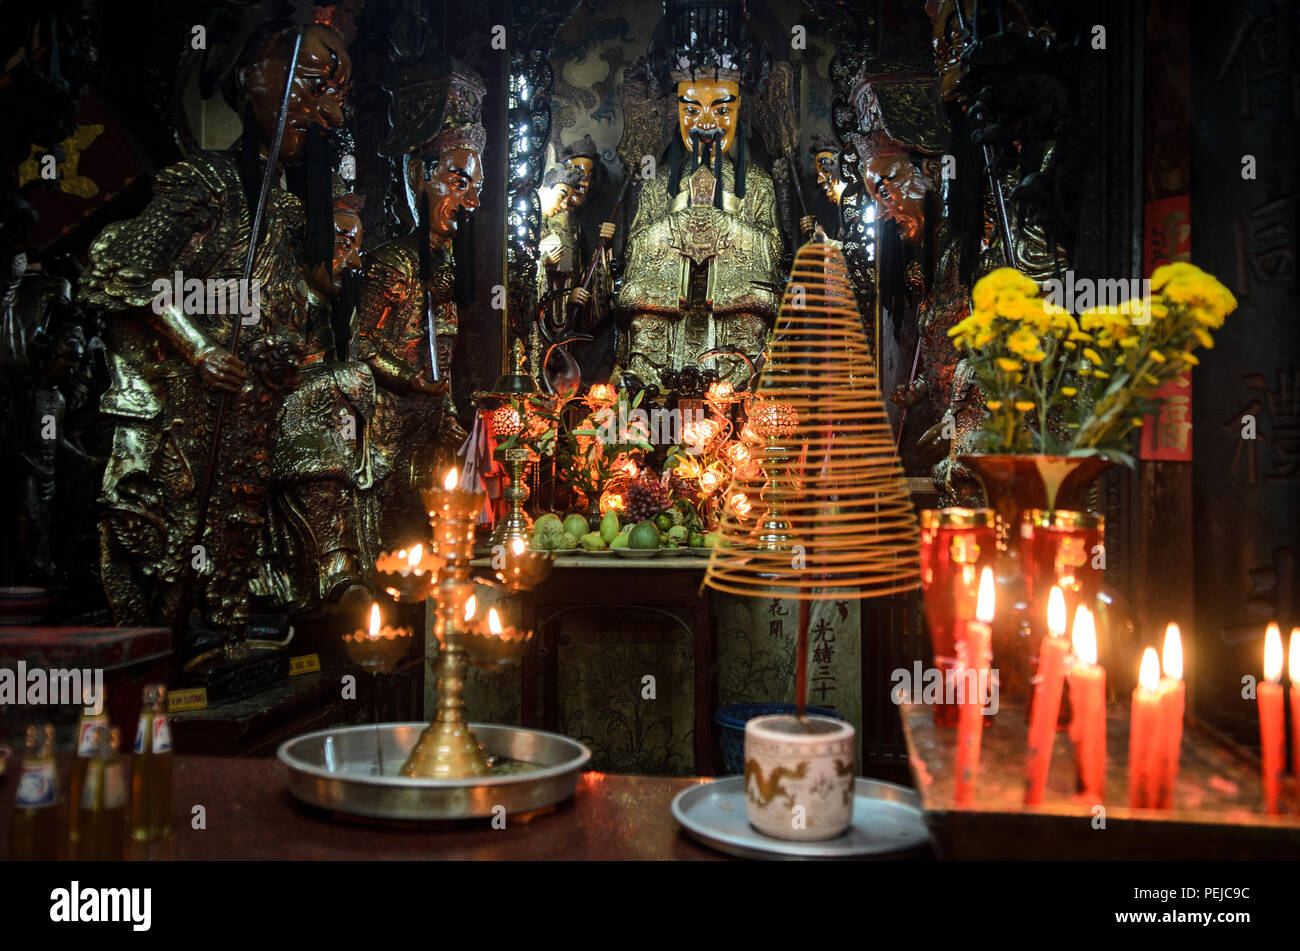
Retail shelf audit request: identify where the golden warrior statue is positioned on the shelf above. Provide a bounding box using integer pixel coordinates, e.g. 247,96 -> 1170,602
81,12 -> 353,641
615,0 -> 783,389
357,60 -> 484,548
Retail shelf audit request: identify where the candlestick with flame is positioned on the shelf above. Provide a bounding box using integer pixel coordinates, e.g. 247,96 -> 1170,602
342,603 -> 413,674
403,467 -> 494,779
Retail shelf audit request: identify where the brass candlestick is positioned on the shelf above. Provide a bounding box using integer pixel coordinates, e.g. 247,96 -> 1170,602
402,476 -> 491,779
750,401 -> 799,551
491,444 -> 532,550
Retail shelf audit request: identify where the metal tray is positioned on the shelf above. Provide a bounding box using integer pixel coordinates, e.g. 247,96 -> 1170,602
672,776 -> 932,859
278,722 -> 590,821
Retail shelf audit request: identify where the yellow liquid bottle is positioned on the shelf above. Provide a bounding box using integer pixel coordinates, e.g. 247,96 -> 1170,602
129,684 -> 173,841
68,684 -> 109,847
76,726 -> 127,861
9,724 -> 59,861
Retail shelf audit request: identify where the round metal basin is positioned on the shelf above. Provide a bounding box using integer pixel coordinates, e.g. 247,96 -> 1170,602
278,722 -> 591,821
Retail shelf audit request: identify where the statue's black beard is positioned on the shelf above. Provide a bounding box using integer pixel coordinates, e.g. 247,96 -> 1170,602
287,124 -> 334,276
688,129 -> 728,208
452,207 -> 475,305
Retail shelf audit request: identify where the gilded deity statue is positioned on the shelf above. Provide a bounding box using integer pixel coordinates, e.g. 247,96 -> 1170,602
262,191 -> 376,615
357,60 -> 484,549
80,17 -> 353,640
614,1 -> 783,389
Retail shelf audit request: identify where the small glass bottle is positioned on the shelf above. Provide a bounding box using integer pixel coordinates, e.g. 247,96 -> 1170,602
68,683 -> 109,846
76,725 -> 127,860
9,723 -> 59,860
129,684 -> 173,841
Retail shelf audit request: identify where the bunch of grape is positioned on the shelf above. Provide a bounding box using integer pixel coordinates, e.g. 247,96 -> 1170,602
625,477 -> 670,522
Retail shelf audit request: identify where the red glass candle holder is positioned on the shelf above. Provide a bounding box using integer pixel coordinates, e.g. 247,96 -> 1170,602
920,509 -> 996,727
1022,509 -> 1105,728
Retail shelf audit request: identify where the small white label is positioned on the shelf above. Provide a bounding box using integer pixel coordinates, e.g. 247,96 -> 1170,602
77,721 -> 101,757
153,716 -> 172,754
134,716 -> 148,754
16,761 -> 57,807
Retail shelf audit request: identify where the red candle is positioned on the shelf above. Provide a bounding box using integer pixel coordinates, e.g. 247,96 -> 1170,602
1153,624 -> 1185,810
1259,622 -> 1285,815
1067,606 -> 1107,803
1290,629 -> 1300,812
1025,586 -> 1069,805
954,567 -> 994,806
1128,648 -> 1164,809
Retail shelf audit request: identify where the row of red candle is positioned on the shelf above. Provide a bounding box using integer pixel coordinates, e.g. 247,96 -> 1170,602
1258,622 -> 1300,815
1024,587 -> 1107,805
1127,625 -> 1184,809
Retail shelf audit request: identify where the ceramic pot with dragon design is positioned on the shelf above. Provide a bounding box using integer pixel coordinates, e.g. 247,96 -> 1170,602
743,714 -> 855,841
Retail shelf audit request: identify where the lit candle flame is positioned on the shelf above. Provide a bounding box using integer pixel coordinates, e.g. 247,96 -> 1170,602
1290,628 -> 1299,684
1139,646 -> 1160,692
511,537 -> 525,556
1071,606 -> 1097,665
1162,623 -> 1183,681
443,468 -> 458,491
407,544 -> 423,569
1047,586 -> 1066,638
463,595 -> 477,622
1264,622 -> 1283,683
975,567 -> 995,624
488,608 -> 502,635
368,602 -> 381,639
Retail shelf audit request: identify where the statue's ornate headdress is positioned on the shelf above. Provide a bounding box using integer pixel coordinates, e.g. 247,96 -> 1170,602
848,67 -> 948,157
379,57 -> 487,159
559,134 -> 600,163
650,0 -> 765,90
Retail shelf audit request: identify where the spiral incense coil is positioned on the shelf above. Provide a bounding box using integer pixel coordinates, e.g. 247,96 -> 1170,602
704,240 -> 920,601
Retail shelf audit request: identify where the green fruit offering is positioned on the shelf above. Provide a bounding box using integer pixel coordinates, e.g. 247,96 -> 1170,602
703,531 -> 722,548
667,525 -> 688,544
534,513 -> 564,536
552,532 -> 579,550
654,513 -> 673,531
600,510 -> 621,544
629,521 -> 661,550
579,531 -> 606,552
563,514 -> 590,538
689,532 -> 705,548
610,533 -> 630,549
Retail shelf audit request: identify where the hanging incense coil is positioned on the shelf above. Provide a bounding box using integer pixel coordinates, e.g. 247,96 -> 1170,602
703,239 -> 920,601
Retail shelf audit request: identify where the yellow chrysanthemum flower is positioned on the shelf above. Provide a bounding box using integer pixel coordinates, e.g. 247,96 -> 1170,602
1148,349 -> 1166,363
986,400 -> 1003,411
1180,351 -> 1199,365
1013,400 -> 1036,412
996,357 -> 1022,372
1094,370 -> 1110,379
1083,347 -> 1104,366
1193,327 -> 1215,349
1060,386 -> 1078,397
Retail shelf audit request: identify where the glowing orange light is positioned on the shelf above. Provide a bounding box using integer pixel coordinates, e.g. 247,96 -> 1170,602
1290,628 -> 1299,683
1072,607 -> 1097,665
588,383 -> 617,404
443,468 -> 458,491
368,603 -> 381,639
488,608 -> 502,635
707,381 -> 735,402
1047,586 -> 1066,638
1265,622 -> 1283,683
975,567 -> 995,624
1162,623 -> 1183,680
464,595 -> 477,622
511,537 -> 525,556
1139,647 -> 1160,691
407,544 -> 423,569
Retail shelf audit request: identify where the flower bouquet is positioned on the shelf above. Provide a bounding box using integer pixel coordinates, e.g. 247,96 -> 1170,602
946,262 -> 1238,466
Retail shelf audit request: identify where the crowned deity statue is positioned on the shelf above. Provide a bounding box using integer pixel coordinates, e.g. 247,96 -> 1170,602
80,11 -> 353,649
614,0 -> 784,390
357,59 -> 484,549
262,188 -> 376,616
